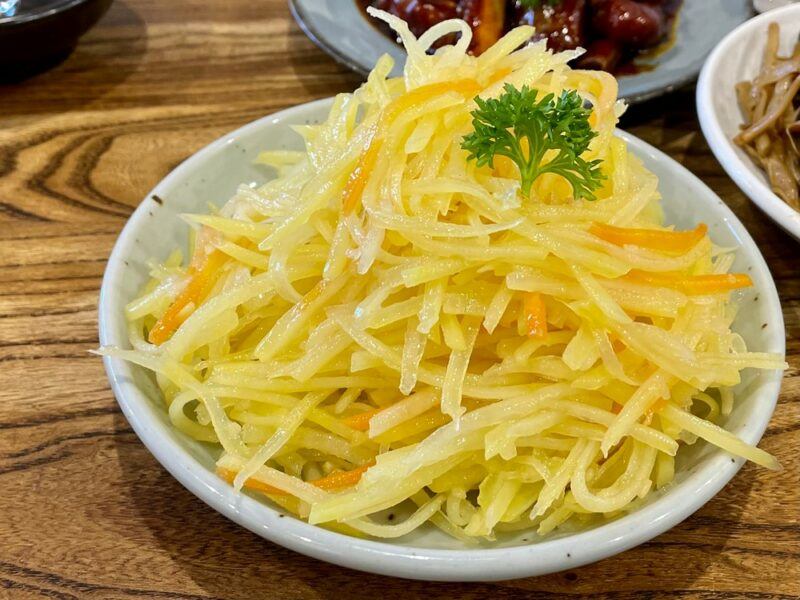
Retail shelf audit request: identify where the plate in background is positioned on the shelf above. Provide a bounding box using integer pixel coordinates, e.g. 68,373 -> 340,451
98,96 -> 783,581
288,0 -> 752,104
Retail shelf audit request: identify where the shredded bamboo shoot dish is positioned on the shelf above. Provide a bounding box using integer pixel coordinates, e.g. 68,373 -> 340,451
105,9 -> 785,541
735,22 -> 800,209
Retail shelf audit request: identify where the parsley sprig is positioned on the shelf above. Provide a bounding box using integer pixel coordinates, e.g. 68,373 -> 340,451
461,84 -> 604,200
517,0 -> 561,8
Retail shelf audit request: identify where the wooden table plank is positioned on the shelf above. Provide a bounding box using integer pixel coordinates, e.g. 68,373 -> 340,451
0,1 -> 797,598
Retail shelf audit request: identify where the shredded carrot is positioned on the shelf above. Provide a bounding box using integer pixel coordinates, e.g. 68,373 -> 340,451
383,79 -> 481,123
590,222 -> 708,253
342,407 -> 382,432
148,251 -> 226,345
217,462 -> 374,497
342,132 -> 382,214
522,292 -> 548,338
626,271 -> 753,295
469,1 -> 504,54
311,462 -> 374,491
611,402 -> 623,414
342,79 -> 482,215
218,467 -> 285,495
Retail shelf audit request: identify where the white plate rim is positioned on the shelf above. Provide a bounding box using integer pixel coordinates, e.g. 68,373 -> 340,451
696,3 -> 800,242
99,97 -> 785,582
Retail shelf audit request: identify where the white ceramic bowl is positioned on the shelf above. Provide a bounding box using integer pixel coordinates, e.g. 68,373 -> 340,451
99,98 -> 785,582
697,4 -> 800,241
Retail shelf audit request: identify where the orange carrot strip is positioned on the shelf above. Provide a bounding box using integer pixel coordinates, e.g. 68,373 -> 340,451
342,132 -> 382,214
342,408 -> 382,432
342,79 -> 482,215
589,222 -> 708,253
470,0 -> 506,54
310,462 -> 374,491
148,250 -> 226,345
217,462 -> 374,497
523,292 -> 548,338
382,79 -> 482,123
627,271 -> 753,295
218,467 -> 286,495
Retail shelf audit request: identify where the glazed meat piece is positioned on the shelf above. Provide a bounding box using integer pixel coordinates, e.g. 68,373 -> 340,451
514,0 -> 587,52
639,0 -> 682,18
365,0 -> 682,74
368,0 -> 504,54
576,38 -> 623,72
589,0 -> 666,48
458,0 -> 506,54
370,0 -> 459,38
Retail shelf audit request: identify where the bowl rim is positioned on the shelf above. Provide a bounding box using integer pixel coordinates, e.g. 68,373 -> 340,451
99,97 -> 785,582
696,2 -> 800,241
287,0 -> 370,78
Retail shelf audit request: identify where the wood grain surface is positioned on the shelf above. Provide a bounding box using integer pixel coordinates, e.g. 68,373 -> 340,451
0,1 -> 798,598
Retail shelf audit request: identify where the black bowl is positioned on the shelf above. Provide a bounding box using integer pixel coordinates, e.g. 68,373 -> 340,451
0,0 -> 113,82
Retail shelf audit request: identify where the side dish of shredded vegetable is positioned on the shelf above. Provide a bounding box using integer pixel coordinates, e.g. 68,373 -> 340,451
734,21 -> 800,209
102,9 -> 785,541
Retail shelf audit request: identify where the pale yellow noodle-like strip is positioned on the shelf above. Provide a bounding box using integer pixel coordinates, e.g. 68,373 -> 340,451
103,8 -> 785,542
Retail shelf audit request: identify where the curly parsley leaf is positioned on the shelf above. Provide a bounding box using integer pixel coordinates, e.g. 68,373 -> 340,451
516,0 -> 561,9
461,84 -> 604,200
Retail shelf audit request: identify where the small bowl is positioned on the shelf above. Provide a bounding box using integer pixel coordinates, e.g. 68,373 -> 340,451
99,98 -> 784,581
0,0 -> 113,82
697,3 -> 800,241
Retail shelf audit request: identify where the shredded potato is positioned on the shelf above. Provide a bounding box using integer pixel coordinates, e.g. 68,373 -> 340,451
103,9 -> 785,541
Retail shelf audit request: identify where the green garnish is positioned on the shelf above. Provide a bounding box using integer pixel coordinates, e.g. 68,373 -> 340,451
517,0 -> 561,9
461,84 -> 604,200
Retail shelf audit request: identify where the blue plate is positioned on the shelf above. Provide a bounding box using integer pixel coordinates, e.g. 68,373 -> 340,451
289,0 -> 752,104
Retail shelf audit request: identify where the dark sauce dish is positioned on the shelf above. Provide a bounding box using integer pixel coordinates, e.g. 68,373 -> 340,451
358,0 -> 683,76
289,0 -> 752,104
0,0 -> 113,82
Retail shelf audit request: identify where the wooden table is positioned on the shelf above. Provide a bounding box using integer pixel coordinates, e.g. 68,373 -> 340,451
0,1 -> 797,598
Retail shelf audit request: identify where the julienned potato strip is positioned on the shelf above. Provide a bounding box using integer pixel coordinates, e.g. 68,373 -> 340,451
102,8 -> 785,540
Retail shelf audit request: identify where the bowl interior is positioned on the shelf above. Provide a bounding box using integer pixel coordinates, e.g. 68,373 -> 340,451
99,98 -> 784,567
289,0 -> 751,103
699,5 -> 800,239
